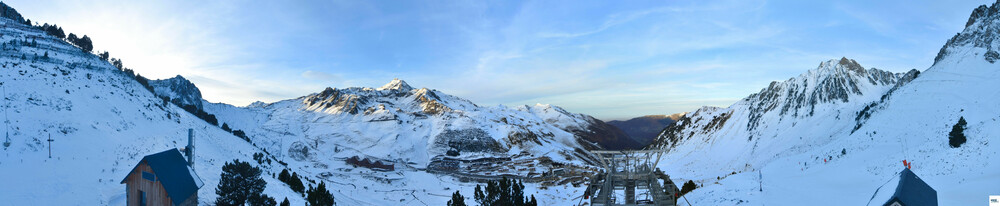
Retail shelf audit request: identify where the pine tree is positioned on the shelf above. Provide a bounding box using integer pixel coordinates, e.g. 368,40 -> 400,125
474,184 -> 485,206
215,160 -> 267,206
278,168 -> 290,182
222,123 -> 232,132
79,35 -> 93,52
280,198 -> 290,206
306,181 -> 335,206
949,116 -> 967,148
447,190 -> 466,206
247,193 -> 277,206
472,178 -> 533,206
288,172 -> 305,193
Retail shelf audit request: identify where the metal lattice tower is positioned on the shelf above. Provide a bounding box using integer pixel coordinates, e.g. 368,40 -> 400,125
584,149 -> 681,206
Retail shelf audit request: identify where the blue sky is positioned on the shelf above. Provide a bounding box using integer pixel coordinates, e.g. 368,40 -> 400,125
7,0 -> 992,120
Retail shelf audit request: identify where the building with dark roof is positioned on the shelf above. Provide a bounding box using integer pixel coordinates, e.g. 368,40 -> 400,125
121,148 -> 204,206
883,168 -> 937,206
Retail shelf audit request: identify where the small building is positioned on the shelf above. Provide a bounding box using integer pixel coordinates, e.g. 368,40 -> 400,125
882,168 -> 937,206
120,148 -> 204,206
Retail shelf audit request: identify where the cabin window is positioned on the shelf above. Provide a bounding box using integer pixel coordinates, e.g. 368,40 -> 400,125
139,190 -> 147,206
142,171 -> 155,181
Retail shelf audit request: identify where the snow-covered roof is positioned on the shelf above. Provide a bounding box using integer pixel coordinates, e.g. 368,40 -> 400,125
869,168 -> 937,206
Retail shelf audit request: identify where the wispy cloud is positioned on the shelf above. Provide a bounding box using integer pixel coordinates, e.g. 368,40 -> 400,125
6,0 -> 986,119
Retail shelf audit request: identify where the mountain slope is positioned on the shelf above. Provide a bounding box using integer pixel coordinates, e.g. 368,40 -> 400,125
651,2 -> 1000,205
0,12 -> 307,205
202,78 -> 634,168
608,113 -> 685,146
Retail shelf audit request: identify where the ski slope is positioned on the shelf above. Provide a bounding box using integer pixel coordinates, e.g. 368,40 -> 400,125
655,2 -> 1000,204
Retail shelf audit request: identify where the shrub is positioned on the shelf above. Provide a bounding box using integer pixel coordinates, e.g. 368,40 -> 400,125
949,116 -> 967,148
680,180 -> 697,196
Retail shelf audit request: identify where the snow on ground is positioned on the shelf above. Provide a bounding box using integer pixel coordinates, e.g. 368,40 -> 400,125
0,18 -> 307,205
0,17 -> 593,205
663,48 -> 1000,206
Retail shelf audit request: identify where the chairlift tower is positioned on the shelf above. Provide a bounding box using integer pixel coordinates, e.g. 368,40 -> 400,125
584,149 -> 681,206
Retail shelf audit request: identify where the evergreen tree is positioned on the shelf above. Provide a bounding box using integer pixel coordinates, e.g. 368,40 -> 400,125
447,190 -> 466,206
280,198 -> 290,206
278,168 -> 290,182
306,181 -> 335,206
99,51 -> 109,61
222,123 -> 232,132
680,180 -> 697,196
215,160 -> 267,206
472,178 -> 532,206
78,35 -> 93,52
248,193 -> 277,206
67,33 -> 78,47
473,184 -> 485,206
288,172 -> 305,193
949,116 -> 967,148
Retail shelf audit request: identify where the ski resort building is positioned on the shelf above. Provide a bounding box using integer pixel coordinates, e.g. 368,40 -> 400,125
120,148 -> 204,206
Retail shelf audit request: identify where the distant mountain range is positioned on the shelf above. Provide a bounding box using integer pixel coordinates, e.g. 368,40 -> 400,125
0,2 -> 637,204
3,0 -> 999,205
607,113 -> 685,146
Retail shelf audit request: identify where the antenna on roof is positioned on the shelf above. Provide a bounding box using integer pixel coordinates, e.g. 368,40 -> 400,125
185,128 -> 195,167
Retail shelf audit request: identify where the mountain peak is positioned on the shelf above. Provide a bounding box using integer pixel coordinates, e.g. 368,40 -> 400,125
816,57 -> 865,74
0,2 -> 27,24
935,0 -> 1000,64
965,0 -> 1000,28
378,78 -> 414,91
149,75 -> 204,109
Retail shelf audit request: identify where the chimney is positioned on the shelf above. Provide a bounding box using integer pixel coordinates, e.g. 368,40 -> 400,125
186,128 -> 195,166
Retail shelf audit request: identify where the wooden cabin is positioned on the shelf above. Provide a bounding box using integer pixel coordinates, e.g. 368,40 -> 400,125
120,148 -> 204,206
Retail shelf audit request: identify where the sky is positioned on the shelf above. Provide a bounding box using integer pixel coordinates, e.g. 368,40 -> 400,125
5,0 -> 993,120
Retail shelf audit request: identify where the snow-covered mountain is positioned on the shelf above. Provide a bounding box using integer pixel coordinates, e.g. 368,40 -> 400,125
0,2 -> 632,204
652,57 -> 916,150
0,13 -> 308,205
149,75 -> 203,110
651,2 -> 1000,205
203,78 -> 635,167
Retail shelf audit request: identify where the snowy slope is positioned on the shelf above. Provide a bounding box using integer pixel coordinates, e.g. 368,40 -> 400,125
653,2 -> 1000,205
203,78 -> 636,168
0,17 -> 307,205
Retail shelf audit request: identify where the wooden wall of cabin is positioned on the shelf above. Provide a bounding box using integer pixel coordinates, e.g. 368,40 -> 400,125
177,193 -> 198,206
124,161 -> 173,206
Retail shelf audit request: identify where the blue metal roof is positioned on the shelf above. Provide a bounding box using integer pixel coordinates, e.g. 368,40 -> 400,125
883,168 -> 937,206
121,148 -> 203,206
